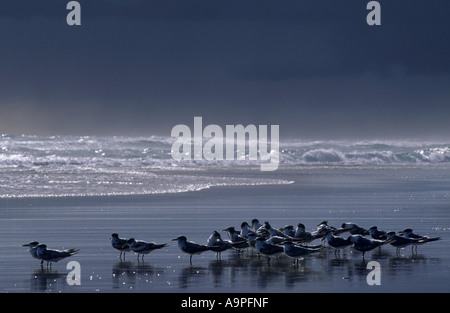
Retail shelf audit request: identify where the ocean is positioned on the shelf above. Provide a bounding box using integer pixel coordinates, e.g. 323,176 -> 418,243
1,135 -> 449,199
0,135 -> 449,293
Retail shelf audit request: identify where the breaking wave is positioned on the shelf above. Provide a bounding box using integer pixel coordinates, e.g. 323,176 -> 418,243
281,140 -> 450,166
0,135 -> 449,198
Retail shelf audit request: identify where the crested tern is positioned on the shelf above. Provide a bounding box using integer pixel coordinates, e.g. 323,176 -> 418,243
206,231 -> 233,259
207,230 -> 222,247
368,226 -> 387,240
222,226 -> 249,251
347,235 -> 387,259
266,235 -> 289,246
335,223 -> 368,236
293,223 -> 316,243
21,241 -> 43,265
36,244 -> 79,267
110,233 -> 131,258
253,237 -> 284,263
251,219 -> 262,232
281,225 -> 296,237
312,221 -> 336,239
127,238 -> 168,261
402,228 -> 441,242
386,231 -> 422,255
282,240 -> 321,264
261,221 -> 286,238
246,232 -> 259,250
323,231 -> 352,256
402,228 -> 441,253
172,235 -> 214,265
240,222 -> 251,237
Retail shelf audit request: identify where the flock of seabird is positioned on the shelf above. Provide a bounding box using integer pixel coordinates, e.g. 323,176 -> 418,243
21,219 -> 441,266
20,242 -> 79,267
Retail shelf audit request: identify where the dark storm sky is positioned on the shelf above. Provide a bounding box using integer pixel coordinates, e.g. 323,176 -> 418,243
0,0 -> 449,139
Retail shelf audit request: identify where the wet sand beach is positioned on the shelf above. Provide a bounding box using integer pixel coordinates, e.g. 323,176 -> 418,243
1,167 -> 449,293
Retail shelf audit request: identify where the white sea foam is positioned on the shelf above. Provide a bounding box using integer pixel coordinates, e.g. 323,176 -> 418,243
0,135 -> 448,198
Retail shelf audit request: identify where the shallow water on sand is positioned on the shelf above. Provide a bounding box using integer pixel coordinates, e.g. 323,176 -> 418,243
1,168 -> 449,293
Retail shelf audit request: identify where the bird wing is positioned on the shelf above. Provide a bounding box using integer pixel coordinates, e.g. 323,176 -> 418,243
186,241 -> 211,252
43,248 -> 78,261
259,243 -> 283,255
330,237 -> 351,248
424,237 -> 441,242
112,238 -> 129,249
149,243 -> 168,249
392,236 -> 416,246
132,241 -> 149,252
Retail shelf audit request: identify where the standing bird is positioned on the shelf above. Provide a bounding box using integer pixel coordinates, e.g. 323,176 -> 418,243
172,236 -> 214,265
368,226 -> 387,240
281,225 -> 296,237
253,237 -> 284,263
239,222 -> 251,237
246,232 -> 260,252
335,223 -> 368,236
261,221 -> 286,238
266,235 -> 289,245
282,241 -> 321,264
293,223 -> 315,243
206,231 -> 233,259
386,231 -> 422,255
21,241 -> 43,265
127,238 -> 167,261
347,235 -> 387,260
323,231 -> 352,256
207,230 -> 222,247
36,244 -> 79,267
312,221 -> 337,239
402,228 -> 440,242
222,227 -> 249,252
110,233 -> 131,258
402,228 -> 441,253
251,219 -> 262,232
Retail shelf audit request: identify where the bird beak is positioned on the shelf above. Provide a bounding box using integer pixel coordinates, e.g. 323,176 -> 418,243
20,243 -> 29,247
171,238 -> 178,241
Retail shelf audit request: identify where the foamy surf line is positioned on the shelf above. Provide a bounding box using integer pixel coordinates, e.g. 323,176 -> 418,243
1,135 -> 449,168
1,134 -> 449,199
0,176 -> 294,199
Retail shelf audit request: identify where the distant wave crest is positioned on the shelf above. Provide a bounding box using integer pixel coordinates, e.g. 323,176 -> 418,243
0,135 -> 449,198
282,140 -> 450,166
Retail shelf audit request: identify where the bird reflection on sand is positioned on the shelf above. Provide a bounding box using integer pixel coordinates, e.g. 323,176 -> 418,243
28,268 -> 68,292
111,261 -> 169,289
104,244 -> 441,292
